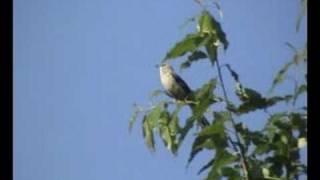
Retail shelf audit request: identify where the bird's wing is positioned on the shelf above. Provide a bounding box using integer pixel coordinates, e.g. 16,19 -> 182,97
164,90 -> 174,98
172,73 -> 192,94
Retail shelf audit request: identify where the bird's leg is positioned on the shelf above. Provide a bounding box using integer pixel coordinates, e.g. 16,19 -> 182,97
183,98 -> 199,105
174,99 -> 197,106
175,99 -> 185,105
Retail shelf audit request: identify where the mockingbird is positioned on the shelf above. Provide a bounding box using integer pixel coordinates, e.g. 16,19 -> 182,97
159,63 -> 210,128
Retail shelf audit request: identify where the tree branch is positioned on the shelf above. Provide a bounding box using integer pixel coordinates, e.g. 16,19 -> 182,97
215,58 -> 251,180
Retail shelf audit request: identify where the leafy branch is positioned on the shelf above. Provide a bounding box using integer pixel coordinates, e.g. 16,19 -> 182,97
129,1 -> 307,179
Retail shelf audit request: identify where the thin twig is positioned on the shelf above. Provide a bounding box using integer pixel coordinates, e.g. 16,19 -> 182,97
215,58 -> 251,180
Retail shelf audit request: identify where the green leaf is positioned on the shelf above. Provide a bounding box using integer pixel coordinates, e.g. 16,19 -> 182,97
180,50 -> 207,69
212,111 -> 231,127
267,112 -> 288,125
285,42 -> 298,53
147,105 -> 162,128
290,112 -> 307,137
159,124 -> 172,149
235,86 -> 262,102
206,150 -> 238,180
265,155 -> 285,177
188,112 -> 229,164
266,95 -> 293,106
293,84 -> 307,104
178,116 -> 195,147
164,33 -> 209,61
235,124 -> 270,154
158,110 -> 170,125
254,143 -> 270,155
250,131 -> 268,146
234,122 -> 248,134
191,79 -> 218,120
205,42 -> 218,65
237,98 -> 267,114
142,115 -> 156,152
198,158 -> 215,175
195,79 -> 217,99
188,134 -> 215,164
197,10 -> 228,66
225,64 -> 240,82
288,42 -> 307,64
270,42 -> 307,92
235,87 -> 290,114
221,167 -> 241,180
231,73 -> 293,114
188,50 -> 208,61
269,61 -> 294,92
129,104 -> 140,132
296,0 -> 307,32
198,10 -> 228,50
198,115 -> 226,136
158,106 -> 181,154
141,104 -> 165,152
169,107 -> 181,135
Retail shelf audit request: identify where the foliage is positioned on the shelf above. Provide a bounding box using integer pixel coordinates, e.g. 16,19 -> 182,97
130,1 -> 307,179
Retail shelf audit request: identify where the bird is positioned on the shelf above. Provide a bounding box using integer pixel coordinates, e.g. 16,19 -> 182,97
159,63 -> 210,128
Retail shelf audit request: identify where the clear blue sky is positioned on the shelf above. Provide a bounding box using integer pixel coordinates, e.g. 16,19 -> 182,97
14,0 -> 306,180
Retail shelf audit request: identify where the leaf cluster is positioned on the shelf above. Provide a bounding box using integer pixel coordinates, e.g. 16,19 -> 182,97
130,4 -> 307,180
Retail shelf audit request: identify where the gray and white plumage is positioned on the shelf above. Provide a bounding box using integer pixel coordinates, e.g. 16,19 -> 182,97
159,63 -> 192,101
159,63 -> 209,127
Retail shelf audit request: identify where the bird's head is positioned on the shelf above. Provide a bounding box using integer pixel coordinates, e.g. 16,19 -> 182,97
159,63 -> 174,75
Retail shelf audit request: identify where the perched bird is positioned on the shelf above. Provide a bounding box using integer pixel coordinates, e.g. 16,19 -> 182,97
159,63 -> 210,128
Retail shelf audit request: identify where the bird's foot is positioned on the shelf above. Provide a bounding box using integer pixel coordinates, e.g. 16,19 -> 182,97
174,99 -> 199,106
183,99 -> 199,105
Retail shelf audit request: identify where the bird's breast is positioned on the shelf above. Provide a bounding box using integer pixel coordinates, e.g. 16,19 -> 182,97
160,72 -> 174,91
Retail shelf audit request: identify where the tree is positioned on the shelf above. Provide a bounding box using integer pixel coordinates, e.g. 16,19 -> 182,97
130,0 -> 307,179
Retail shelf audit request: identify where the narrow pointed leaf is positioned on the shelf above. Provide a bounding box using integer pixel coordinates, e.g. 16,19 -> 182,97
293,84 -> 307,104
147,105 -> 162,128
296,0 -> 307,32
129,105 -> 140,132
142,115 -> 156,152
270,61 -> 294,92
164,33 -> 209,61
198,158 -> 215,175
